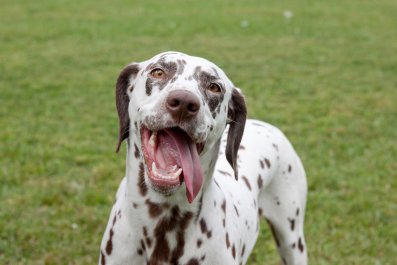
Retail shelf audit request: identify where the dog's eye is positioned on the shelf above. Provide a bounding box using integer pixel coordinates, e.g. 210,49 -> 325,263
207,83 -> 221,93
150,68 -> 166,79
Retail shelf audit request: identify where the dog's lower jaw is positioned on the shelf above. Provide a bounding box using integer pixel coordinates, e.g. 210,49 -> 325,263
124,136 -> 221,209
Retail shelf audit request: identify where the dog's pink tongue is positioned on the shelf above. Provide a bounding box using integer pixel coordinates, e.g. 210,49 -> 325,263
165,129 -> 204,203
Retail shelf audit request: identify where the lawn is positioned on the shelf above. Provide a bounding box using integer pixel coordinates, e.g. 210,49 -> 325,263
1,0 -> 396,264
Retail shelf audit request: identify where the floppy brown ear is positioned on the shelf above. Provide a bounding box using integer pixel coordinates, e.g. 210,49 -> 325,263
115,63 -> 140,152
226,88 -> 247,180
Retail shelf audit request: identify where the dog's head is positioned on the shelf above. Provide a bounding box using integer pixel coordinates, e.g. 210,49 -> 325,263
115,52 -> 246,202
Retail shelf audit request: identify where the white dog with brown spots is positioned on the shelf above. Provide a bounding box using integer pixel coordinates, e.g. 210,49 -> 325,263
99,52 -> 308,265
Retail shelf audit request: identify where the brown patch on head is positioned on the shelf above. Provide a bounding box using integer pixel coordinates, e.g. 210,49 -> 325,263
145,78 -> 154,96
146,58 -> 178,92
193,66 -> 225,113
176,59 -> 186,75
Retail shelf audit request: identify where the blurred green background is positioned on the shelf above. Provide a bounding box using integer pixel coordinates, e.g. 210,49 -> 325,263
1,0 -> 396,264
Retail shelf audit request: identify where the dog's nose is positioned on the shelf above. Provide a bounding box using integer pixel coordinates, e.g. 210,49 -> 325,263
166,90 -> 200,122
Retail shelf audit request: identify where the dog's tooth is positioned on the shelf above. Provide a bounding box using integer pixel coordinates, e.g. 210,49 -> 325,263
169,165 -> 177,172
174,168 -> 182,177
149,131 -> 157,147
152,162 -> 157,173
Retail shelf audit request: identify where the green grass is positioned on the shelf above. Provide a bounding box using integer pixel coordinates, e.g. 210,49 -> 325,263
1,0 -> 396,264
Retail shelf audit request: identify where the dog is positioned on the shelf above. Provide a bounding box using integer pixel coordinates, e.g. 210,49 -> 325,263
99,51 -> 308,265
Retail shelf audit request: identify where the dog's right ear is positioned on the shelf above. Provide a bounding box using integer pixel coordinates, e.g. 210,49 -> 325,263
115,63 -> 141,152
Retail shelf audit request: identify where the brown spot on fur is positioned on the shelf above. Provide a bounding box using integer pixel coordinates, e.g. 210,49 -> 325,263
221,200 -> 226,213
241,176 -> 252,191
195,193 -> 204,222
288,218 -> 295,231
145,78 -> 153,96
258,208 -> 263,216
288,164 -> 292,172
218,169 -> 232,177
140,239 -> 146,251
226,232 -> 230,248
251,122 -> 266,127
197,239 -> 202,248
241,244 -> 246,257
257,174 -> 263,189
266,218 -> 280,247
186,258 -> 199,265
100,251 -> 106,265
296,208 -> 300,216
298,237 -> 304,252
283,257 -> 288,265
145,199 -> 169,218
199,218 -> 207,234
259,160 -> 264,169
149,207 -> 193,264
138,163 -> 147,196
214,179 -> 221,189
232,244 -> 236,259
134,143 -> 140,158
264,158 -> 271,168
171,211 -> 194,263
105,228 -> 114,255
233,205 -> 240,217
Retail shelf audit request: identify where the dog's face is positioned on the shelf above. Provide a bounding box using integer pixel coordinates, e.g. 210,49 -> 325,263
115,52 -> 246,203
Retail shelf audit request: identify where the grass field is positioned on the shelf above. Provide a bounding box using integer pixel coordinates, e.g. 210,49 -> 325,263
1,0 -> 396,264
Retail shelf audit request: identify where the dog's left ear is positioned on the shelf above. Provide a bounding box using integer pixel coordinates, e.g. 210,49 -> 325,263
115,63 -> 140,152
226,88 -> 247,180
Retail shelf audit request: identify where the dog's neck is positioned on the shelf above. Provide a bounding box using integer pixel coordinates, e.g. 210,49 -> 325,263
123,135 -> 221,213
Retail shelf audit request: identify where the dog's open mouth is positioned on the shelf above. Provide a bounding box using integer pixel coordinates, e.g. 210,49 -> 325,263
141,126 -> 205,203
